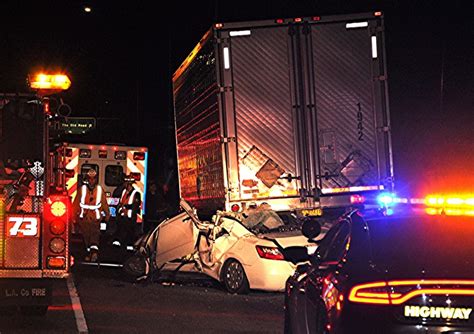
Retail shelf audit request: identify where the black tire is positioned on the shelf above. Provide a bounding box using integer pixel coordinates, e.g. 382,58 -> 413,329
122,254 -> 147,282
221,259 -> 249,294
20,305 -> 48,316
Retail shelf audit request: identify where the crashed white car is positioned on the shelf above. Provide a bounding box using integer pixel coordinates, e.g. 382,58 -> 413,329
124,199 -> 318,293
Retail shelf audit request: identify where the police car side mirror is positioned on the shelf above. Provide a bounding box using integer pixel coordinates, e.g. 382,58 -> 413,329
302,218 -> 321,241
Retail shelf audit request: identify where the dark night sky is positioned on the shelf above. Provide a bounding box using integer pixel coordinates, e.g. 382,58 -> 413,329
1,0 -> 472,197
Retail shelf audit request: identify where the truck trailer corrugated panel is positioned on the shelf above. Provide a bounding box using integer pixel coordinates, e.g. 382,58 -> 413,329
173,12 -> 393,213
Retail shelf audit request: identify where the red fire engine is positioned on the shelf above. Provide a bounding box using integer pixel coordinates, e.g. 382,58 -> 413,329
0,74 -> 72,315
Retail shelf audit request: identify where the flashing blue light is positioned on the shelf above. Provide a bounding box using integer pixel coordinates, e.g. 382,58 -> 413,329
385,208 -> 394,216
378,192 -> 395,205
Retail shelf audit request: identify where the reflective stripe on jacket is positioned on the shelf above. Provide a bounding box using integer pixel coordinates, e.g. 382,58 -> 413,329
79,185 -> 103,220
120,188 -> 138,218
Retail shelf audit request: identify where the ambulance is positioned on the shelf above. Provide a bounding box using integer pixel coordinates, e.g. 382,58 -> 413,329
53,143 -> 148,230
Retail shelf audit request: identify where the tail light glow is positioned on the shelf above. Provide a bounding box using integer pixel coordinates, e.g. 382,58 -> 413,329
256,246 -> 284,260
50,220 -> 66,235
51,200 -> 67,217
47,256 -> 66,269
349,280 -> 474,305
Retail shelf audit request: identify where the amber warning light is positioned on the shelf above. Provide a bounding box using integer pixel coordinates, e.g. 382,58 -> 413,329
29,73 -> 71,91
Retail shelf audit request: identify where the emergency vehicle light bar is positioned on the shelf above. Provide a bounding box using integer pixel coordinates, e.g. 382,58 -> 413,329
425,195 -> 474,208
29,73 -> 71,90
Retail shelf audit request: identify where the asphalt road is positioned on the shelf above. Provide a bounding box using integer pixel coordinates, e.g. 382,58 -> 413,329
0,259 -> 285,334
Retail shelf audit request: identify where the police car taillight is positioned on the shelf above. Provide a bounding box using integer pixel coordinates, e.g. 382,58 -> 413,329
349,280 -> 474,305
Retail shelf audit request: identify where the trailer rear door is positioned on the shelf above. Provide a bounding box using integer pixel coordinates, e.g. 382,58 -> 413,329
305,18 -> 392,193
218,26 -> 301,203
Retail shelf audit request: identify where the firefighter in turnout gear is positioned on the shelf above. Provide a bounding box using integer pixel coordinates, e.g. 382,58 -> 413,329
112,175 -> 141,251
72,169 -> 110,262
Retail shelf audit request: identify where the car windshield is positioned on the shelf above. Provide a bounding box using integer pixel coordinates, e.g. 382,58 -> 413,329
366,213 -> 474,277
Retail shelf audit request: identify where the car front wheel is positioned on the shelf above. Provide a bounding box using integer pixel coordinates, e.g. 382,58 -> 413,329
221,259 -> 249,294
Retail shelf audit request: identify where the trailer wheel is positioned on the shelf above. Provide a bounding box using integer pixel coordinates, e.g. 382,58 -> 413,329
20,305 -> 48,316
221,259 -> 249,294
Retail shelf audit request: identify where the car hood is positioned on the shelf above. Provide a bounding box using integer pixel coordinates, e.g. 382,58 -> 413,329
261,231 -> 311,248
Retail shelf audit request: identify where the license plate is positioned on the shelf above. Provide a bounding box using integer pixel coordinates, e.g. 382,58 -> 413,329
301,208 -> 323,217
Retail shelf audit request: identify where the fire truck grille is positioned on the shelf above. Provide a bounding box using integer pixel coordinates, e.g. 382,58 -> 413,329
4,238 -> 40,268
0,198 -> 40,269
0,198 -> 4,267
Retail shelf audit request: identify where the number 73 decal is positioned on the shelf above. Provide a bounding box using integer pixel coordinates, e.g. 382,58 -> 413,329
6,215 -> 40,237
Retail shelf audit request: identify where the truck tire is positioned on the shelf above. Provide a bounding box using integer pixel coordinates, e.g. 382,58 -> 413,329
221,259 -> 249,294
19,305 -> 48,316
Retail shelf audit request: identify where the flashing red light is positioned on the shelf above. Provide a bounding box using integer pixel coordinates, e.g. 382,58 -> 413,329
294,17 -> 302,23
113,146 -> 118,151
374,11 -> 382,16
50,200 -> 67,217
275,18 -> 284,24
348,280 -> 474,305
231,204 -> 240,212
256,246 -> 284,260
88,145 -> 94,150
43,99 -> 50,114
350,194 -> 365,204
50,220 -> 66,235
133,152 -> 145,161
312,16 -> 321,21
